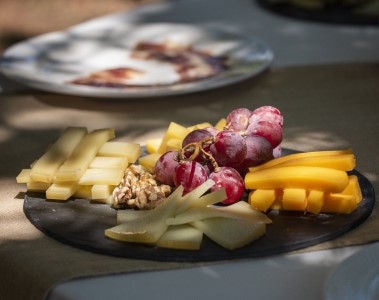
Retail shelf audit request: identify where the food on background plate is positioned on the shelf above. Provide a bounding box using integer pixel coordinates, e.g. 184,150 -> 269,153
70,41 -> 229,88
16,105 -> 363,251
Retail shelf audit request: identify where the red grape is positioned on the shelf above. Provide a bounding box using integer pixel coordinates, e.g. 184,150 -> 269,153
174,161 -> 208,193
157,106 -> 283,190
203,126 -> 219,136
154,151 -> 180,186
182,128 -> 215,148
273,145 -> 282,158
209,167 -> 244,205
247,105 -> 283,147
225,108 -> 252,132
235,135 -> 274,176
250,105 -> 283,126
247,120 -> 282,148
210,130 -> 247,168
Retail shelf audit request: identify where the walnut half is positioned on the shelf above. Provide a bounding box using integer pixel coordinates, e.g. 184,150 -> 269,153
112,164 -> 172,210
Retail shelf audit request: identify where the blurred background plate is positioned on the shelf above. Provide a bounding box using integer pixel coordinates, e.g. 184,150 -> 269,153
0,21 -> 273,98
256,0 -> 379,25
324,241 -> 379,300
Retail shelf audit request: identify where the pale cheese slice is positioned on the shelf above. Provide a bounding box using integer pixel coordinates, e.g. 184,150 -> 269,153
29,127 -> 87,183
54,128 -> 115,182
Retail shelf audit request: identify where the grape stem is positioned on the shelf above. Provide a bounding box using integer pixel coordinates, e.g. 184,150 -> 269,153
179,138 -> 220,172
179,143 -> 199,161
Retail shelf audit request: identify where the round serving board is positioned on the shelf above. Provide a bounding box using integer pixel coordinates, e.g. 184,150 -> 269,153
23,167 -> 375,262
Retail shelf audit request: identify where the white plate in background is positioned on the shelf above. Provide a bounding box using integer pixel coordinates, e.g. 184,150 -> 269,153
0,20 -> 273,98
324,242 -> 379,300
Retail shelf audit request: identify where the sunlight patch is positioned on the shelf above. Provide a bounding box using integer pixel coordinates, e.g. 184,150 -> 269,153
0,197 -> 44,242
6,108 -> 124,130
283,130 -> 350,151
0,126 -> 14,143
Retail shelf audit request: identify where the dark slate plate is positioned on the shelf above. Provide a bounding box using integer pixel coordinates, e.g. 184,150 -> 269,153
256,0 -> 379,25
23,167 -> 375,262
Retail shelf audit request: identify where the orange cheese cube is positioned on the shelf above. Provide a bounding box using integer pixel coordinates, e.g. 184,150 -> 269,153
282,188 -> 307,211
306,190 -> 324,214
321,175 -> 362,214
248,189 -> 276,212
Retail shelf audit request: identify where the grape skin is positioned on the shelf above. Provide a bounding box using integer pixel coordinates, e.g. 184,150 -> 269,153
224,105 -> 283,148
155,151 -> 180,186
235,135 -> 274,176
273,145 -> 282,158
203,126 -> 219,136
210,130 -> 247,168
250,105 -> 283,126
247,106 -> 283,148
174,161 -> 208,194
247,120 -> 282,148
225,108 -> 252,132
209,167 -> 245,205
182,128 -> 215,148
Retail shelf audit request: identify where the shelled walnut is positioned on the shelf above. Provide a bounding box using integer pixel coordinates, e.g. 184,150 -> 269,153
112,164 -> 172,210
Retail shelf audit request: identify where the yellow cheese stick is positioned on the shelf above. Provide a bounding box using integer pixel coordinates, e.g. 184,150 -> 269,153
91,184 -> 114,203
89,156 -> 128,170
46,183 -> 77,200
78,168 -> 124,185
248,189 -> 276,213
29,127 -> 87,183
343,175 -> 362,204
249,149 -> 353,173
306,190 -> 324,214
157,122 -> 189,154
214,118 -> 226,131
145,138 -> 162,154
250,153 -> 355,172
17,169 -> 51,192
165,138 -> 182,152
321,175 -> 362,214
322,194 -> 356,214
245,166 -> 349,192
138,153 -> 160,173
27,181 -> 51,192
73,185 -> 92,199
282,188 -> 307,211
54,128 -> 115,182
16,169 -> 31,183
98,141 -> 141,163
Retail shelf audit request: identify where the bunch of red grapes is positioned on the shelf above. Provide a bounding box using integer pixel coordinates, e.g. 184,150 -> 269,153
154,106 -> 283,205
